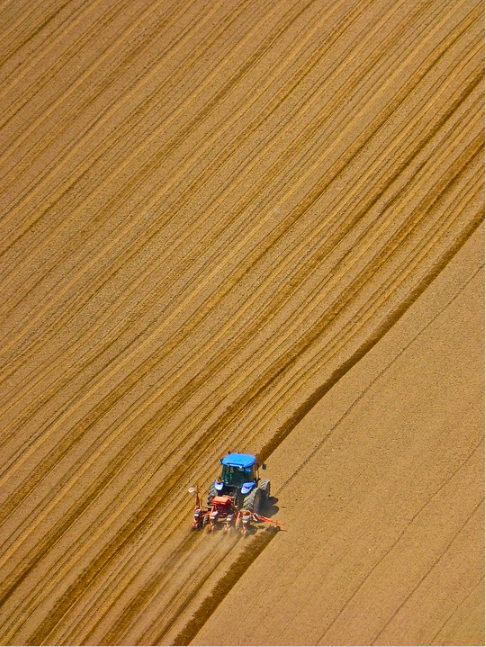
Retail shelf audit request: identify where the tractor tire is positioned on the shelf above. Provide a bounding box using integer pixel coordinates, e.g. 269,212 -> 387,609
242,488 -> 261,514
207,483 -> 217,506
258,480 -> 270,509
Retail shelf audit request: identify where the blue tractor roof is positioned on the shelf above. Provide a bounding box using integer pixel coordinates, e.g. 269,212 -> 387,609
221,453 -> 256,468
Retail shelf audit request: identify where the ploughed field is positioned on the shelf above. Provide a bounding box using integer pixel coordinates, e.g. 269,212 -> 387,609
0,0 -> 483,645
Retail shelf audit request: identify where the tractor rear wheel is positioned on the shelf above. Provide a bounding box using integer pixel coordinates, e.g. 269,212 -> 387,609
207,483 -> 217,506
259,480 -> 270,509
242,488 -> 261,514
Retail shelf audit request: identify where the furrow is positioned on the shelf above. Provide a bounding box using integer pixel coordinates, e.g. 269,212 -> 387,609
0,62 -> 478,644
0,7 -> 478,512
0,0 -> 468,394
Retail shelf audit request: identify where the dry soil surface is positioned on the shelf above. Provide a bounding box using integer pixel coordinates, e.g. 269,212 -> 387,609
193,223 -> 485,647
0,0 -> 483,645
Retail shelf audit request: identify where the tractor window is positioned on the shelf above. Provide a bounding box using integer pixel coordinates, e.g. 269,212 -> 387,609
222,465 -> 254,485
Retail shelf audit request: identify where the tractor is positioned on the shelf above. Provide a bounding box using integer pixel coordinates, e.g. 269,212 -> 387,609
207,453 -> 270,514
189,452 -> 281,535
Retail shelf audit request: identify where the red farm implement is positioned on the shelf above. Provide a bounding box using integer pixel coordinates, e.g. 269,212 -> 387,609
189,485 -> 282,536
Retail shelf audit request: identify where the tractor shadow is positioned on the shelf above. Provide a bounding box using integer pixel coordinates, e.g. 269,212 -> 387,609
262,495 -> 279,517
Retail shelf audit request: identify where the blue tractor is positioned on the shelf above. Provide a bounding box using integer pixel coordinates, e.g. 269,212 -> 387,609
207,453 -> 270,514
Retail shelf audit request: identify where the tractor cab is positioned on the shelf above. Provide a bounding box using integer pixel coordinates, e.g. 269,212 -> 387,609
222,462 -> 256,487
212,453 -> 264,501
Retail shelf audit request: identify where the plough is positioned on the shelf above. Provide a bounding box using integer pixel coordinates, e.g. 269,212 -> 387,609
189,487 -> 282,536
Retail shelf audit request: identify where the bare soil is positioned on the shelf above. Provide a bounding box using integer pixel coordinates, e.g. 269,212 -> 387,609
0,0 -> 483,645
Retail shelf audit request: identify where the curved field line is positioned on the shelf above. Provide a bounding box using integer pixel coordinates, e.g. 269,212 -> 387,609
221,91 -> 485,441
0,0 -> 112,99
0,10 -> 478,540
0,0 -> 231,186
251,202 -> 484,468
269,264 -> 485,496
0,0 -> 291,250
0,67 -> 480,644
4,6 -> 478,426
193,142 -> 485,455
0,0 -> 482,642
0,0 -> 402,409
0,0 -> 71,67
0,0 -> 185,164
0,0 -> 346,325
0,0 -> 454,486
0,0 -> 243,238
0,0 -> 452,378
0,0 -> 394,388
241,161 -> 484,453
0,0 -> 131,120
149,135 -> 483,490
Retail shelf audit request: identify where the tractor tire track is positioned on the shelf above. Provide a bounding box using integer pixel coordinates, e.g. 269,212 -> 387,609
0,0 -> 482,644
